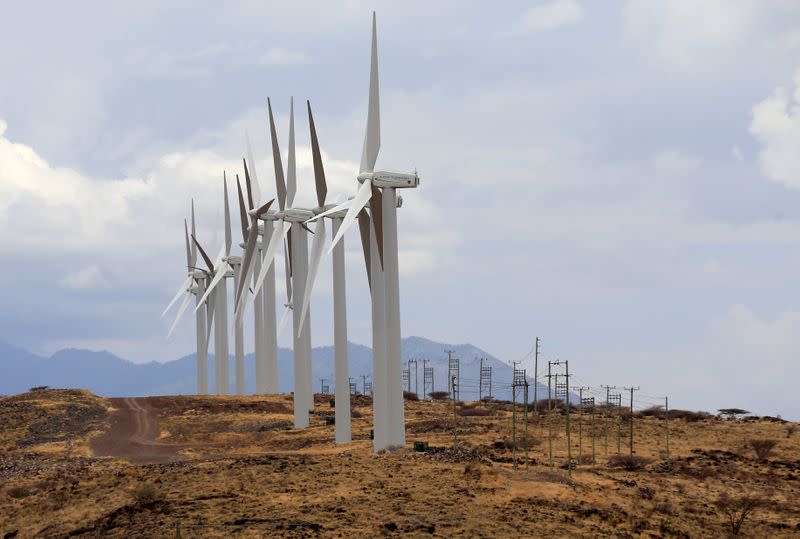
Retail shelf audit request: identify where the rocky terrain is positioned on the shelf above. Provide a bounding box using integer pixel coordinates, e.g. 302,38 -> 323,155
1,389 -> 799,537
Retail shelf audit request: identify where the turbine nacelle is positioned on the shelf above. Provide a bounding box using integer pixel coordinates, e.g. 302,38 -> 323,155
283,208 -> 316,222
357,170 -> 419,189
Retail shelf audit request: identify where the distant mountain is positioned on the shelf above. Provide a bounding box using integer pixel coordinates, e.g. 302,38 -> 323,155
0,337 -> 569,402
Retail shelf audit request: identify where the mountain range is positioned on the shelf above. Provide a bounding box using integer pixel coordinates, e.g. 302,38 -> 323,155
0,336 -> 572,402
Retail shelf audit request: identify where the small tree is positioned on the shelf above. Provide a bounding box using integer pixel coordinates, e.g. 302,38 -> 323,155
749,439 -> 778,460
718,408 -> 749,420
715,493 -> 764,535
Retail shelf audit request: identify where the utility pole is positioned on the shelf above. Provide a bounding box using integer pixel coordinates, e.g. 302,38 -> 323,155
547,361 -> 554,467
564,360 -> 571,476
402,363 -> 410,394
575,386 -> 590,465
533,337 -> 540,412
524,378 -> 530,470
408,358 -> 418,397
446,350 -> 459,401
589,397 -> 596,466
320,378 -> 329,395
624,386 -> 639,456
451,375 -> 458,447
601,385 -> 615,455
362,374 -> 368,397
511,362 -> 518,470
664,396 -> 670,461
349,377 -> 357,396
423,360 -> 434,399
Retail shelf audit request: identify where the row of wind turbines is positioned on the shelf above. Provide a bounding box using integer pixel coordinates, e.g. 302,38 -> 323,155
162,13 -> 419,453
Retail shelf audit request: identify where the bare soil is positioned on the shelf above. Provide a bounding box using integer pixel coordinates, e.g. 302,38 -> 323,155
1,389 -> 799,537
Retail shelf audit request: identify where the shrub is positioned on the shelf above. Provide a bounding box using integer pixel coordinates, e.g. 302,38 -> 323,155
637,486 -> 655,500
457,406 -> 493,417
718,408 -> 750,420
403,391 -> 419,401
607,454 -> 652,471
715,493 -> 765,536
749,439 -> 778,460
132,483 -> 159,506
637,406 -> 664,417
429,391 -> 450,401
29,386 -> 49,392
7,486 -> 30,499
668,409 -> 712,422
786,425 -> 797,438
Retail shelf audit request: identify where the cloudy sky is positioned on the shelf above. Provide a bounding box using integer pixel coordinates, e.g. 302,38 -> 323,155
2,1 -> 800,417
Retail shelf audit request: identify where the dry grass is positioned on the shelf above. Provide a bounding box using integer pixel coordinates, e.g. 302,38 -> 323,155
0,390 -> 798,538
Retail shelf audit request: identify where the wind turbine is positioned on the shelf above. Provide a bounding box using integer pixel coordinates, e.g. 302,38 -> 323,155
327,12 -> 419,450
162,201 -> 209,395
195,176 -> 237,395
234,162 -> 276,395
296,99 -> 352,444
247,98 -> 315,427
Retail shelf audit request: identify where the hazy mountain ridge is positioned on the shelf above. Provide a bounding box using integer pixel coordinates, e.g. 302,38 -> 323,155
0,337 -> 561,401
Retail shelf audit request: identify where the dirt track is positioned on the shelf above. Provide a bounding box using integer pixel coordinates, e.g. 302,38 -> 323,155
90,397 -> 181,463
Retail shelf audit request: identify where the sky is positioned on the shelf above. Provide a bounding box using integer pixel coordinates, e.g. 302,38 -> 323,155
1,1 -> 800,418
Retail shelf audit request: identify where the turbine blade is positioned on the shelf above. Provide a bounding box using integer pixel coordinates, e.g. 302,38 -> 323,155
357,209 -> 372,290
223,174 -> 232,255
306,199 -> 352,224
254,198 -> 275,219
206,286 -> 215,346
196,263 -> 229,313
190,200 -> 197,267
307,100 -> 327,208
245,129 -> 261,204
369,184 -> 384,269
329,179 -> 372,253
242,159 -> 254,211
277,302 -> 292,336
360,11 -> 381,174
253,219 -> 291,297
162,275 -> 192,317
286,97 -> 296,207
167,291 -> 193,338
236,175 -> 249,242
298,219 -> 326,334
235,222 -> 259,313
283,236 -> 292,301
192,235 -> 215,273
184,219 -> 192,271
268,97 -> 287,211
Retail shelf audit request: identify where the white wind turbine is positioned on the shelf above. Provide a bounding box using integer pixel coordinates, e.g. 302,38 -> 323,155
295,99 -> 352,443
325,12 -> 420,450
233,156 -> 277,395
244,98 -> 315,427
195,176 -> 237,395
162,201 -> 210,395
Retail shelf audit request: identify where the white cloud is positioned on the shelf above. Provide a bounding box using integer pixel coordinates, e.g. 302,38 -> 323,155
499,0 -> 584,38
621,0 -> 771,68
750,69 -> 800,188
258,47 -> 307,66
653,149 -> 700,176
58,265 -> 109,290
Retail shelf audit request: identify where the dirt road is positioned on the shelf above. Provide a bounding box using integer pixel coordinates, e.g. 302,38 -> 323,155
90,397 -> 182,463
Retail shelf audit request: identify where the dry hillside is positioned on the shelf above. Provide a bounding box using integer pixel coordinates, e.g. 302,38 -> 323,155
1,389 -> 798,537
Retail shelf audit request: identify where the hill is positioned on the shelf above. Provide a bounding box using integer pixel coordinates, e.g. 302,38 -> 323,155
0,337 -> 562,402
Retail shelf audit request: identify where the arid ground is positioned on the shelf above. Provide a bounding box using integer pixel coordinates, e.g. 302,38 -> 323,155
1,389 -> 798,537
